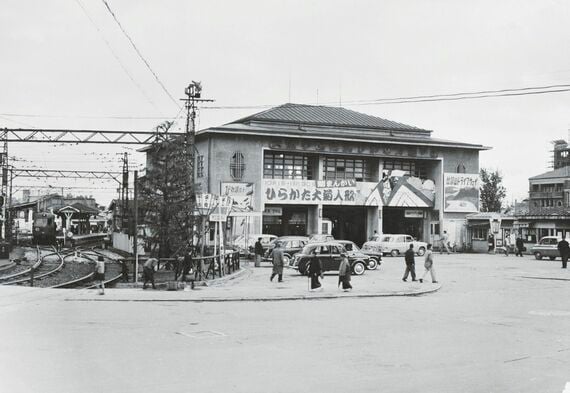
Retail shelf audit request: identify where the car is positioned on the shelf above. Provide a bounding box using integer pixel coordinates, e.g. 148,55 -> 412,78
264,236 -> 309,265
363,234 -> 427,257
336,239 -> 381,270
530,236 -> 561,260
232,234 -> 277,257
308,234 -> 335,243
289,242 -> 368,276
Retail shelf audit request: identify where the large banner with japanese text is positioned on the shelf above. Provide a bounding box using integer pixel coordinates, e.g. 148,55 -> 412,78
444,173 -> 480,212
263,179 -> 379,206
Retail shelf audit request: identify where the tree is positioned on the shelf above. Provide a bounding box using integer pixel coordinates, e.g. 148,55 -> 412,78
138,121 -> 201,258
480,168 -> 507,212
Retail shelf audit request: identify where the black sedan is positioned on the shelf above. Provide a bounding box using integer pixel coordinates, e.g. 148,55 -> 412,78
289,242 -> 368,276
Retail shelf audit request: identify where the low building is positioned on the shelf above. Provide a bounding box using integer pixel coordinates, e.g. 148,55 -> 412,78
145,103 -> 488,247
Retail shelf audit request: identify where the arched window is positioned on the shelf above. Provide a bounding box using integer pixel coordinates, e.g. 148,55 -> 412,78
230,152 -> 245,180
456,163 -> 466,173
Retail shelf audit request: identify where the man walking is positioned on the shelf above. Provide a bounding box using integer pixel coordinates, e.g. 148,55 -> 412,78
95,255 -> 105,295
254,237 -> 264,268
143,257 -> 157,289
515,236 -> 525,257
270,242 -> 284,282
440,230 -> 450,254
402,244 -> 417,282
419,244 -> 438,284
557,236 -> 569,269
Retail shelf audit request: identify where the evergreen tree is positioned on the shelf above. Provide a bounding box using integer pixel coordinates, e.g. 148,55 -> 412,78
480,168 -> 507,212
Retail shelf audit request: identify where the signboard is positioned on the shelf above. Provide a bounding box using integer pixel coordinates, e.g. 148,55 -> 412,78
262,179 -> 382,206
405,209 -> 424,218
221,182 -> 254,211
444,173 -> 479,213
196,194 -> 233,218
264,207 -> 283,216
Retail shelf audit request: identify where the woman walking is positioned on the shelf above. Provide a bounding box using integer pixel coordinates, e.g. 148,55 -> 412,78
338,253 -> 352,291
419,244 -> 438,284
308,252 -> 324,291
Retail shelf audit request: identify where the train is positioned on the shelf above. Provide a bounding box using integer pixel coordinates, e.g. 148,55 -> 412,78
32,212 -> 57,245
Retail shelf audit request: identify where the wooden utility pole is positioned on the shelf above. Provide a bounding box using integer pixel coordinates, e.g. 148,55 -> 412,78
133,170 -> 138,284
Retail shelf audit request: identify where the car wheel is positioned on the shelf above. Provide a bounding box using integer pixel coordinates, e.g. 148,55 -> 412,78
367,258 -> 378,270
417,247 -> 426,256
353,261 -> 366,275
534,252 -> 543,260
549,256 -> 556,261
390,249 -> 399,257
283,254 -> 290,266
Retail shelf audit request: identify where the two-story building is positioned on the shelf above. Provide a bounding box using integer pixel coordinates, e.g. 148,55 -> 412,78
148,103 -> 487,247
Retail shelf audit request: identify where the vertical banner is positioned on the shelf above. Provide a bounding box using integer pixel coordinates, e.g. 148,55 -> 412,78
444,173 -> 480,212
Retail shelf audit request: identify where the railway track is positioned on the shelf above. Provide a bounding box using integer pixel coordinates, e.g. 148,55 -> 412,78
0,246 -> 122,288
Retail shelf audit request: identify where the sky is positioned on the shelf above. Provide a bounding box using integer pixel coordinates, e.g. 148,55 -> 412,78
1,0 -> 569,206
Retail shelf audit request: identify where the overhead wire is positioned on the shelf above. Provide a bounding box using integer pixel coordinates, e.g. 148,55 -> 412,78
100,0 -> 181,109
73,0 -> 163,114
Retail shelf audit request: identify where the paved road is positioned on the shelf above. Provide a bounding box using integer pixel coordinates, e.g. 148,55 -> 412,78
0,253 -> 569,393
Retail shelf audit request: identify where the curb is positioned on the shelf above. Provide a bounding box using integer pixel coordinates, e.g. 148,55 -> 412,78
520,275 -> 570,282
64,284 -> 442,303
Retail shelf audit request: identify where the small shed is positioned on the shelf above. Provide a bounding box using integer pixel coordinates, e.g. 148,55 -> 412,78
466,212 -> 516,253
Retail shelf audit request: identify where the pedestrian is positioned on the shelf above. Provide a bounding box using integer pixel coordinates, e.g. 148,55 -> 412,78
419,244 -> 438,284
143,257 -> 157,289
515,236 -> 524,257
121,259 -> 129,282
95,255 -> 105,295
254,237 -> 264,268
307,250 -> 324,291
557,236 -> 569,269
270,242 -> 284,282
503,235 -> 511,257
338,252 -> 352,291
369,230 -> 378,241
488,233 -> 495,253
402,244 -> 417,282
440,230 -> 450,254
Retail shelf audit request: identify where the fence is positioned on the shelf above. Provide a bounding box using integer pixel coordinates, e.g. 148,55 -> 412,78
112,232 -> 145,255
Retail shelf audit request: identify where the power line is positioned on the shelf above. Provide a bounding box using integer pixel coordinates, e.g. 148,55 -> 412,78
100,0 -> 181,109
74,0 -> 162,114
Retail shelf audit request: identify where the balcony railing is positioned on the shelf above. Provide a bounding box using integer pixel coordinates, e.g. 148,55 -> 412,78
529,191 -> 564,199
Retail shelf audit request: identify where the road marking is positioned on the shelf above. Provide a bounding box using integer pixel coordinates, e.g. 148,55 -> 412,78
176,330 -> 226,339
562,382 -> 570,393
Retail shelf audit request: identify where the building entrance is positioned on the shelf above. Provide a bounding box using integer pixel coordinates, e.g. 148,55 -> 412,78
383,207 -> 424,240
323,206 -> 367,246
262,205 -> 307,237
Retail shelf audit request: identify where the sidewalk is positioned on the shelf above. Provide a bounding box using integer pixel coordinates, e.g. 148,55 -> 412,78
63,260 -> 442,302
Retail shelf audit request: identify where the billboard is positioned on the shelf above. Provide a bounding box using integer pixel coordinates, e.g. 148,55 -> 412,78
444,173 -> 480,212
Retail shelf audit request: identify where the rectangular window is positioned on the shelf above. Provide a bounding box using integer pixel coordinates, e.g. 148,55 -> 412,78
263,152 -> 313,179
323,156 -> 372,181
197,155 -> 204,178
383,159 -> 428,179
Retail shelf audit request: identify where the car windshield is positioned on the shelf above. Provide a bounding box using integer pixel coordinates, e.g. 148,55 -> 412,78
301,245 -> 317,254
380,236 -> 392,242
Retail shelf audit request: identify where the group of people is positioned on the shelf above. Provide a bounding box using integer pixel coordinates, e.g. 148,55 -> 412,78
402,243 -> 438,284
267,239 -> 352,292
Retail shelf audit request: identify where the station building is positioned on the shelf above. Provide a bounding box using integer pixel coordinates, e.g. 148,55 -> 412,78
184,103 -> 488,247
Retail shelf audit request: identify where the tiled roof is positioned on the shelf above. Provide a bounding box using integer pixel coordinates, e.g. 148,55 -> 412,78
235,103 -> 427,132
529,166 -> 570,181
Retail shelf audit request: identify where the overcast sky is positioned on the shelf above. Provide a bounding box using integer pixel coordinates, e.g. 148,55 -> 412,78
1,0 -> 569,206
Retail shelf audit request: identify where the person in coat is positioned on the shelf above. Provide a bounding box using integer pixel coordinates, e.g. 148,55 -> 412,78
95,255 -> 105,295
338,253 -> 352,291
143,257 -> 157,289
419,244 -> 437,283
254,237 -> 264,268
402,244 -> 417,282
557,236 -> 569,269
515,236 -> 525,257
440,230 -> 450,254
270,242 -> 284,282
307,250 -> 323,291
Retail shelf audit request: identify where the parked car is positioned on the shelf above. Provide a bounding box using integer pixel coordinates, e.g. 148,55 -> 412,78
290,242 -> 368,276
531,236 -> 561,260
232,234 -> 277,257
308,234 -> 335,243
337,239 -> 381,270
264,236 -> 309,265
363,234 -> 427,257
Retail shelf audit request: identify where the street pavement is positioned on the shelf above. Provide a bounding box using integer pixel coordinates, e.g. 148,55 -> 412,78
0,252 -> 569,393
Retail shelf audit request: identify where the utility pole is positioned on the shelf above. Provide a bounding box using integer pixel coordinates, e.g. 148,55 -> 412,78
1,132 -> 9,242
121,152 -> 129,232
181,82 -> 213,254
133,170 -> 138,284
